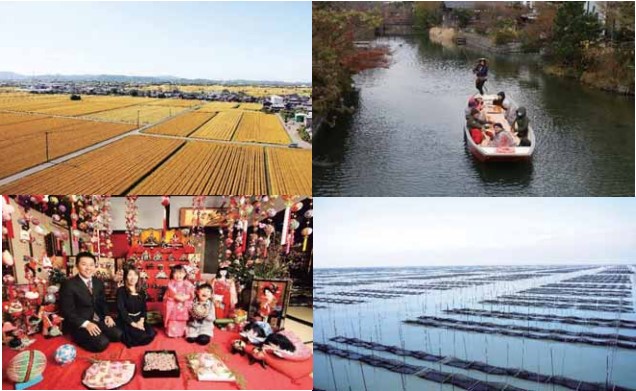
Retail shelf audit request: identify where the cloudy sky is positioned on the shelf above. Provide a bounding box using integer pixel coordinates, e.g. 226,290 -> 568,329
0,2 -> 311,82
315,198 -> 636,268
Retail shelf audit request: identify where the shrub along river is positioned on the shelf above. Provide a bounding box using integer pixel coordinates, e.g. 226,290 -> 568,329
313,35 -> 635,196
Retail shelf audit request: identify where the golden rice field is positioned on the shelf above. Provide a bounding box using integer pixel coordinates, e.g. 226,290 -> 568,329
0,111 -> 48,127
137,85 -> 311,97
237,102 -> 263,111
190,110 -> 242,140
266,147 -> 312,194
233,111 -> 290,145
145,98 -> 203,107
197,101 -> 239,112
0,136 -> 184,194
142,111 -> 216,137
0,115 -> 137,179
131,141 -> 267,195
0,93 -> 156,116
84,105 -> 188,124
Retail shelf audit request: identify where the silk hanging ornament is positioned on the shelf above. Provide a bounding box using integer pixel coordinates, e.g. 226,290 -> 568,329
301,227 -> 312,251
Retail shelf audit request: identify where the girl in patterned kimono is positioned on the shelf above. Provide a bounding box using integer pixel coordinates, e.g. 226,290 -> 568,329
210,267 -> 237,319
163,265 -> 194,337
186,283 -> 215,345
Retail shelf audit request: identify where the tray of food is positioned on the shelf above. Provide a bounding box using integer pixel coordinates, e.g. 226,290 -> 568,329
82,360 -> 136,389
142,351 -> 180,378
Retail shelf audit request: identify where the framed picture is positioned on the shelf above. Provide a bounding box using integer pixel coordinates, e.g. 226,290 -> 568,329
179,208 -> 226,227
248,278 -> 292,331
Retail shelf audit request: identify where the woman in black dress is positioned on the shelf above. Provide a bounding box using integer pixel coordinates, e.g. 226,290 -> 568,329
116,267 -> 156,347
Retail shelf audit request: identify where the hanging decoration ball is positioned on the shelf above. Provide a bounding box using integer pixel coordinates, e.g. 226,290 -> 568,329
2,204 -> 15,221
86,205 -> 94,214
49,196 -> 59,205
261,196 -> 269,203
7,350 -> 47,383
58,205 -> 67,213
3,250 -> 14,266
301,228 -> 313,237
291,202 -> 304,213
51,214 -> 61,222
304,209 -> 313,219
264,225 -> 275,236
289,219 -> 300,230
161,196 -> 170,207
266,208 -> 277,218
54,344 -> 77,365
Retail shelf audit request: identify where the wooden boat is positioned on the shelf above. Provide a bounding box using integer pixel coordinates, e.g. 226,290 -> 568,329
463,94 -> 535,162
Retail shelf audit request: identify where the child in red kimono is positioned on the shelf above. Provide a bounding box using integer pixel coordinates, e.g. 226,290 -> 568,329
163,265 -> 194,337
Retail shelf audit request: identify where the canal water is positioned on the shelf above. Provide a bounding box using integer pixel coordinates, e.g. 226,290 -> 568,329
313,35 -> 635,196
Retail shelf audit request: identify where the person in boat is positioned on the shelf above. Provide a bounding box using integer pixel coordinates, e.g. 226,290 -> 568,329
493,91 -> 517,125
472,58 -> 488,95
512,107 -> 531,147
467,108 -> 493,145
464,97 -> 477,119
489,123 -> 515,148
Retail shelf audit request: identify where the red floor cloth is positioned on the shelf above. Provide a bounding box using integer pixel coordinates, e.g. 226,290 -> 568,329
2,328 -> 312,390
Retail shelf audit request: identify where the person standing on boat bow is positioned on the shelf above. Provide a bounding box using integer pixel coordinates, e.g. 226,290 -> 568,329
472,58 -> 489,95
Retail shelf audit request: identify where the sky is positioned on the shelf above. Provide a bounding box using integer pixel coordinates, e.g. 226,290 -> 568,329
315,198 -> 636,268
0,1 -> 311,82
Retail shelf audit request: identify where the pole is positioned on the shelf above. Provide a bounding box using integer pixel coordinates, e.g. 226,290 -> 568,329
45,131 -> 50,162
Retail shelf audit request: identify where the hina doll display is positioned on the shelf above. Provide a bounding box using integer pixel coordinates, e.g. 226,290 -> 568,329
210,268 -> 237,319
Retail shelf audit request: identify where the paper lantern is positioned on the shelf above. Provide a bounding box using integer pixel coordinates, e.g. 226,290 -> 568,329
54,344 -> 77,365
6,350 -> 47,383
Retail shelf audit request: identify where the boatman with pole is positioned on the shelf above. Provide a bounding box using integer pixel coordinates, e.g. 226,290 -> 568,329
472,58 -> 488,95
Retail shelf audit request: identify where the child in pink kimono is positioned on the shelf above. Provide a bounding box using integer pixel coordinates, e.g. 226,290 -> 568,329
163,265 -> 194,337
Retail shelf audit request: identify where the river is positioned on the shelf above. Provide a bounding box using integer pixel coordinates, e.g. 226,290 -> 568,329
313,35 -> 635,196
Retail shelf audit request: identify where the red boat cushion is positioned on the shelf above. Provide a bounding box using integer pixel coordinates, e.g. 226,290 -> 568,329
470,128 -> 484,144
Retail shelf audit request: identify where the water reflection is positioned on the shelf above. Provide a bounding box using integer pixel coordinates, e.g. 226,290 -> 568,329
314,35 -> 635,196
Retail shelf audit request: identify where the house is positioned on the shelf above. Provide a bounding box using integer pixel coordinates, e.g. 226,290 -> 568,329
270,95 -> 285,110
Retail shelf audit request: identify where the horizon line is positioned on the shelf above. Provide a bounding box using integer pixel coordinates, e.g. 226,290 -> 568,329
0,70 -> 312,85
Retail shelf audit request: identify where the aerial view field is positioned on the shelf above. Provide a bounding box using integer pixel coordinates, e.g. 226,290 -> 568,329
0,93 -> 311,194
0,1 -> 311,195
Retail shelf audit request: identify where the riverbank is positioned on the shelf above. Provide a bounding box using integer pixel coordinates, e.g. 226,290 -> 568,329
429,26 -> 633,96
545,64 -> 635,96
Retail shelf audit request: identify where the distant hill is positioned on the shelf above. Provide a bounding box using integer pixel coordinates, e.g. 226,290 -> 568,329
0,71 -> 310,86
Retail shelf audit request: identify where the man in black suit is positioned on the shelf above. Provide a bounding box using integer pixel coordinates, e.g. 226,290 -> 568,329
60,251 -> 122,352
